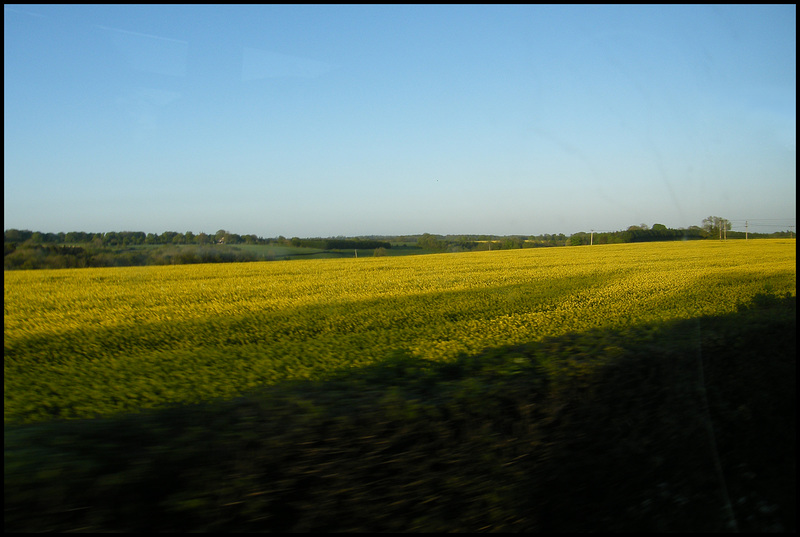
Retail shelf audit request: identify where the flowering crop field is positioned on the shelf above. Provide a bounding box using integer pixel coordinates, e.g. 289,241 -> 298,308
4,239 -> 795,423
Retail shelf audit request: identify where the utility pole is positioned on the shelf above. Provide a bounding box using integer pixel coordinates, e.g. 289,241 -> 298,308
590,230 -> 594,246
745,221 -> 748,240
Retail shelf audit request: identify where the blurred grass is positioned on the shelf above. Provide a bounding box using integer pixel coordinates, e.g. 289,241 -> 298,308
4,293 -> 795,532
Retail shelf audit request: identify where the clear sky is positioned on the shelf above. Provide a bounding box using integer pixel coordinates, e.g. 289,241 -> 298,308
4,5 -> 796,237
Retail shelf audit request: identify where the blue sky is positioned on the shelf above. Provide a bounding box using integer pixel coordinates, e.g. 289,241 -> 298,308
4,4 -> 796,237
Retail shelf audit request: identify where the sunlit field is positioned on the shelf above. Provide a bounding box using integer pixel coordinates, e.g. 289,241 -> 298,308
4,239 -> 795,423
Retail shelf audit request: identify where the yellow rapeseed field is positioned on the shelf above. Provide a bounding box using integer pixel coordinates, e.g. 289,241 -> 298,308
4,239 -> 796,422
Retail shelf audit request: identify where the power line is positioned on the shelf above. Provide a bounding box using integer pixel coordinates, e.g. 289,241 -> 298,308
727,218 -> 794,225
727,218 -> 795,236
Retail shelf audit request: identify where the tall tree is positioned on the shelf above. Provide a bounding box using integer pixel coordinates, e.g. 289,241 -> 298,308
702,216 -> 731,238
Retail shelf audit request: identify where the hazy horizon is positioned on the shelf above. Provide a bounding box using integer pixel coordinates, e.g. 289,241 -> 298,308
4,5 -> 796,237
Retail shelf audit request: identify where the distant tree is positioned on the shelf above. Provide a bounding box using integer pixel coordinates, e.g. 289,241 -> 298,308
417,233 -> 444,251
702,216 -> 731,238
5,229 -> 33,243
501,236 -> 524,249
105,232 -> 122,246
122,231 -> 146,245
225,232 -> 242,244
569,232 -> 590,246
159,231 -> 178,244
652,223 -> 667,231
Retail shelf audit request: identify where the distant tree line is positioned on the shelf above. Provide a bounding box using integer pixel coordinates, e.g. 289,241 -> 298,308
3,229 -> 394,250
566,225 -> 705,246
5,219 -> 793,270
3,243 -> 263,271
564,219 -> 793,246
3,229 -> 394,270
288,238 -> 392,250
3,229 -> 272,247
414,233 -> 569,252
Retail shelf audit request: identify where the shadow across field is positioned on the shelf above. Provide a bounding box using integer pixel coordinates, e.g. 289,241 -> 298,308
4,293 -> 795,532
5,271 -> 635,423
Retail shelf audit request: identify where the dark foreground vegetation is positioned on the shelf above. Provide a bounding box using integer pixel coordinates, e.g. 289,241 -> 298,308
5,293 -> 795,532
